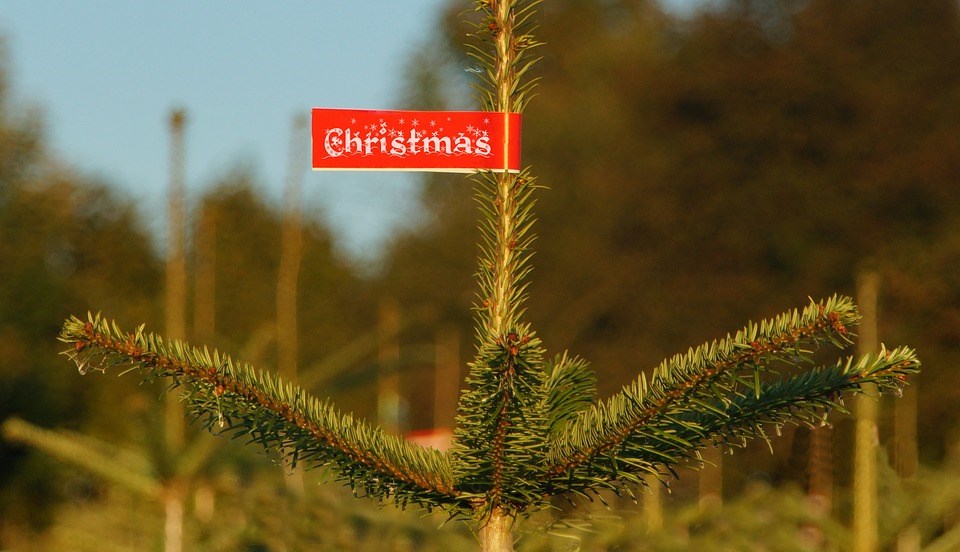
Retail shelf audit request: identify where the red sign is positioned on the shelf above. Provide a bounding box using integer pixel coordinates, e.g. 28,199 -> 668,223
311,108 -> 521,173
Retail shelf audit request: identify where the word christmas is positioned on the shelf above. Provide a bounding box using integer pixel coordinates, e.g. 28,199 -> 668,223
311,108 -> 521,172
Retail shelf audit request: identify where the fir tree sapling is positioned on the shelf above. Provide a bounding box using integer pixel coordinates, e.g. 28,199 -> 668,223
59,1 -> 919,551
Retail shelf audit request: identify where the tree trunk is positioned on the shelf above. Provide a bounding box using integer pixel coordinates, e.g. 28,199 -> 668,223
853,272 -> 879,552
479,510 -> 514,552
164,490 -> 183,552
165,108 -> 187,454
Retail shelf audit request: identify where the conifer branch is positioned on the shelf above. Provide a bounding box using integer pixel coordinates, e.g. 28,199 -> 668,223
542,296 -> 920,493
53,3 -> 924,548
544,354 -> 596,435
59,313 -> 464,512
451,0 -> 549,519
691,346 -> 917,442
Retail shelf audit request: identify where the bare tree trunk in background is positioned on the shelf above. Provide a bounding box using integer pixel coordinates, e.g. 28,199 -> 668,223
378,298 -> 401,434
698,445 -> 722,511
194,204 -> 215,345
435,325 -> 460,434
808,424 -> 833,514
164,107 -> 188,552
278,114 -> 307,495
644,472 -> 663,531
853,272 -> 880,552
277,113 -> 306,385
895,380 -> 920,552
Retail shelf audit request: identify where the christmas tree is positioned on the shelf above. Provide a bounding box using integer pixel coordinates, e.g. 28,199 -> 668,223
59,1 -> 919,550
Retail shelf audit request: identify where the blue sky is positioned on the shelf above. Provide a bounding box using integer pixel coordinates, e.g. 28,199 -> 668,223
1,1 -> 695,266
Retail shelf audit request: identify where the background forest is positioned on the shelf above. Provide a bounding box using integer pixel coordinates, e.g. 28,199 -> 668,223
3,0 -> 960,550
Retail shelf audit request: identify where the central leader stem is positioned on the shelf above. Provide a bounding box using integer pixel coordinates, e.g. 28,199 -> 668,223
480,3 -> 521,552
489,0 -> 518,339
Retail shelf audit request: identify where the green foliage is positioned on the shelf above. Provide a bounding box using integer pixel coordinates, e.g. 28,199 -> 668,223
0,40 -> 165,530
519,452 -> 960,552
518,482 -> 848,552
387,0 -> 960,470
544,353 -> 596,435
21,464 -> 475,552
450,0 -> 553,521
2,417 -> 162,500
542,296 -> 915,497
60,313 -> 461,513
58,292 -> 918,523
50,1 -> 924,549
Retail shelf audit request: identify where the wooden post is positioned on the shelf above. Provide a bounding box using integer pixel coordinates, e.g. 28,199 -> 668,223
378,298 -> 402,434
698,446 -> 722,511
644,473 -> 663,531
277,114 -> 306,384
808,424 -> 833,515
804,424 -> 833,549
895,382 -> 920,552
434,325 -> 460,432
193,203 -> 216,344
278,114 -> 307,493
853,272 -> 880,552
164,107 -> 188,552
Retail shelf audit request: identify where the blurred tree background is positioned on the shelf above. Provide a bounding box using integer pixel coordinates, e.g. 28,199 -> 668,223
384,0 -> 960,488
3,0 -> 960,549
